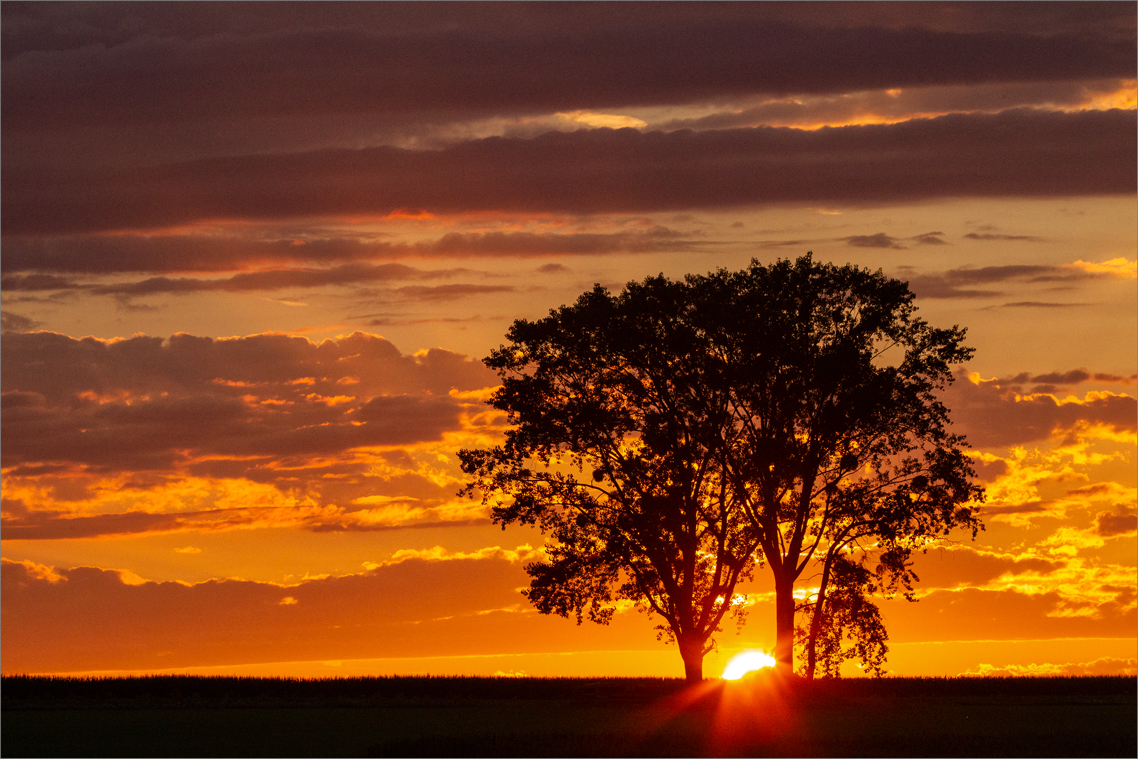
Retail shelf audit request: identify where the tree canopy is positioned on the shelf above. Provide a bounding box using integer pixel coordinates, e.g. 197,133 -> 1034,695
460,254 -> 983,681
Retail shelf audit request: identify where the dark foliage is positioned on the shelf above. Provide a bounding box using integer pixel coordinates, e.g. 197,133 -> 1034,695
459,272 -> 766,681
460,254 -> 984,679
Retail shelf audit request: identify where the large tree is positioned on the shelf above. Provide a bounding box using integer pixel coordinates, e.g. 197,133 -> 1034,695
460,254 -> 982,681
459,277 -> 763,682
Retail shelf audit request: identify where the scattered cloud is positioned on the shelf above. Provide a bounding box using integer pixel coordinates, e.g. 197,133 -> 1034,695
912,231 -> 949,245
1071,257 -> 1137,278
961,657 -> 1136,677
0,311 -> 41,334
946,369 -> 1137,449
845,233 -> 904,249
963,232 -> 1044,242
1000,301 -> 1089,309
907,258 -> 1135,299
1093,509 -> 1137,538
1000,370 -> 1136,388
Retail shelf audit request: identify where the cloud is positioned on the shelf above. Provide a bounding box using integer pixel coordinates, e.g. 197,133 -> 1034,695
909,546 -> 1063,590
999,301 -> 1089,309
0,331 -> 499,483
0,328 -> 513,541
0,311 -> 41,333
1,228 -> 702,275
962,232 -> 1044,242
4,5 -> 1131,143
0,498 -> 492,541
652,78 -> 1138,133
906,258 -> 1132,299
912,232 -> 949,246
1,330 -> 496,403
0,274 -> 84,291
85,263 -> 448,296
945,370 -> 1137,449
1093,510 -> 1137,538
999,370 -> 1136,388
5,109 -> 1134,236
0,551 -> 651,673
391,285 -> 515,302
1071,257 -> 1137,278
845,233 -> 905,249
961,657 -> 1137,677
845,230 -> 948,250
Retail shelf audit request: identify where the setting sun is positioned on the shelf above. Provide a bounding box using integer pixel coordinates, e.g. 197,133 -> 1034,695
722,651 -> 778,680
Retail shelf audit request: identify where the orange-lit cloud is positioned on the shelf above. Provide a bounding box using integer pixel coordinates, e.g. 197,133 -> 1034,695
960,656 -> 1136,677
653,80 -> 1138,132
1,331 -> 505,540
0,550 -> 645,674
1070,257 -> 1137,278
946,370 -> 1136,449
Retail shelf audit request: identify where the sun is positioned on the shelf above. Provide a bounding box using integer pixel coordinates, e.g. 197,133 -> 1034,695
721,650 -> 777,680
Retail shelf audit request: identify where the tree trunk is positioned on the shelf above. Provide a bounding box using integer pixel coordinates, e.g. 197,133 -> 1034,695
774,572 -> 795,675
678,636 -> 704,683
804,618 -> 819,682
804,554 -> 835,682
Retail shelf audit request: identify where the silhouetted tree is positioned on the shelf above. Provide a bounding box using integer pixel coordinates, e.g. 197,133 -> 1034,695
461,254 -> 982,681
459,276 -> 763,682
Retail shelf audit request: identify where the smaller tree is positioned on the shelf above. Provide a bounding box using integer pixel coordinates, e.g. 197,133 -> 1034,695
794,445 -> 981,680
691,255 -> 983,674
795,553 -> 889,679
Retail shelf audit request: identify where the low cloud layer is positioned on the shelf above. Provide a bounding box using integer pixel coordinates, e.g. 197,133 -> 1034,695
0,550 -> 672,673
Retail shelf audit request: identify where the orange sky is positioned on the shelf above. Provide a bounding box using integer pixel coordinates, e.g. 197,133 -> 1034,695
2,2 -> 1135,679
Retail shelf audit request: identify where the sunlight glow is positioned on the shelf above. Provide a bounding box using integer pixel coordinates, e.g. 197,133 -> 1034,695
721,650 -> 777,680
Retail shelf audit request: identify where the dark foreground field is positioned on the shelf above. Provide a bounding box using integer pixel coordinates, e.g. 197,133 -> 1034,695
2,674 -> 1135,757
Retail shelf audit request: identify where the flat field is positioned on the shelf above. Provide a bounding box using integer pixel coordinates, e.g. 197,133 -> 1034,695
2,674 -> 1134,757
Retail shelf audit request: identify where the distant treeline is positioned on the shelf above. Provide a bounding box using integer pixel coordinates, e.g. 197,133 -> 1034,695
3,673 -> 1134,710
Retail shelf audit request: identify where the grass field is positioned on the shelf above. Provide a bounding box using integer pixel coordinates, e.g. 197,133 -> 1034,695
3,674 -> 1135,757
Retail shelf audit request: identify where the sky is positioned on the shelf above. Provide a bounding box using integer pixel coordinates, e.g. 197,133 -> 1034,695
1,2 -> 1135,680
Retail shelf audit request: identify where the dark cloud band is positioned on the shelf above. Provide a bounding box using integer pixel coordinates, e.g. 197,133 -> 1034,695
4,108 -> 1134,236
4,8 -> 1132,133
